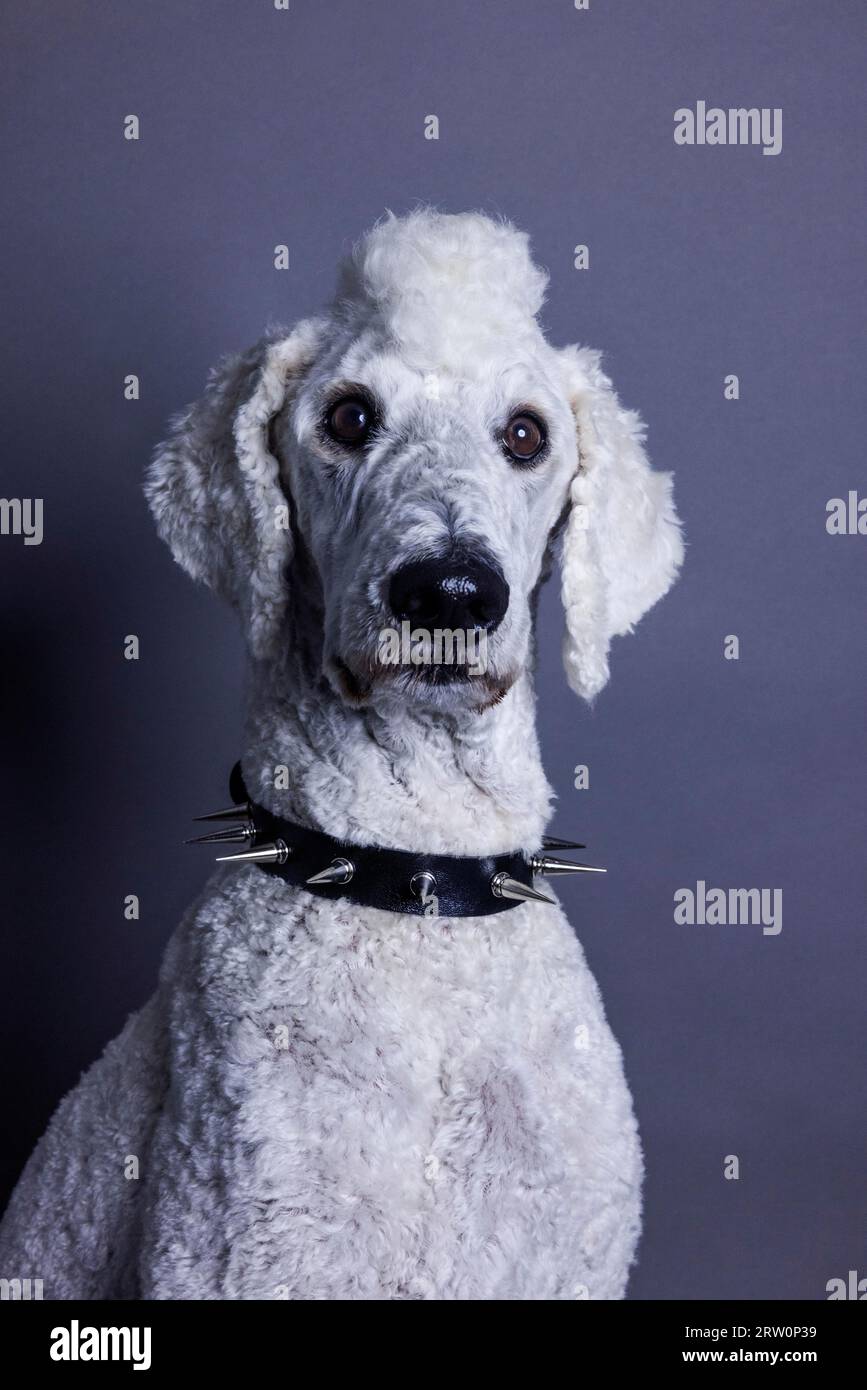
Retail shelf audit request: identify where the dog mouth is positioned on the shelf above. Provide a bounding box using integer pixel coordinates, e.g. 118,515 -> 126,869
334,658 -> 374,703
408,663 -> 472,686
332,655 -> 515,710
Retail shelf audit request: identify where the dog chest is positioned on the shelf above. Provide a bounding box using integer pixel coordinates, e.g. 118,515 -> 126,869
137,879 -> 641,1299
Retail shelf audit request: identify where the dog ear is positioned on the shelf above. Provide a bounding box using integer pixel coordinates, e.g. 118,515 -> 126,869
144,320 -> 322,656
557,346 -> 684,700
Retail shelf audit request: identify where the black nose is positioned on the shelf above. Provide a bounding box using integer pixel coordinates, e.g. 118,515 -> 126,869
388,552 -> 510,632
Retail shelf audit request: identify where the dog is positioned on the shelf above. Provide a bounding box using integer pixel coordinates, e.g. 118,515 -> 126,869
0,210 -> 682,1299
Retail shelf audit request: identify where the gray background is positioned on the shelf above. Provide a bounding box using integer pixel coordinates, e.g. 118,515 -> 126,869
1,0 -> 864,1300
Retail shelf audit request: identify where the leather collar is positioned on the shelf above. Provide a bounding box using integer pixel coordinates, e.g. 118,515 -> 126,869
192,763 -> 549,918
250,806 -> 533,917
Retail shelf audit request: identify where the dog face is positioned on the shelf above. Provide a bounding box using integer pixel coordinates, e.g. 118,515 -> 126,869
281,327 -> 581,713
146,211 -> 683,710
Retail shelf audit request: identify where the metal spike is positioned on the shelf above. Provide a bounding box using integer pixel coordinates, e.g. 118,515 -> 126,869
542,835 -> 586,851
193,802 -> 252,823
490,872 -> 556,905
216,839 -> 290,866
306,856 -> 355,886
410,871 -> 438,900
185,823 -> 256,846
530,855 -> 606,876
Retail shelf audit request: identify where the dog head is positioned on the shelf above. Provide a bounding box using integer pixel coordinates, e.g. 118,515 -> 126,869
146,210 -> 683,712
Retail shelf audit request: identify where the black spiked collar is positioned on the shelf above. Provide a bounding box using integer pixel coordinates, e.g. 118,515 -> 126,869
186,764 -> 603,919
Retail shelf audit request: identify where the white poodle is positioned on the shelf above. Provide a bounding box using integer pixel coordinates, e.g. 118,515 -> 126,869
0,210 -> 682,1299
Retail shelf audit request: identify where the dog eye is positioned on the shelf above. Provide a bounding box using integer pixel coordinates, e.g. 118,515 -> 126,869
325,395 -> 375,447
502,412 -> 547,463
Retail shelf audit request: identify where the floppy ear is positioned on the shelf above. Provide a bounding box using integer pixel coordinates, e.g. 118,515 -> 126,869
144,319 -> 322,656
558,346 -> 684,700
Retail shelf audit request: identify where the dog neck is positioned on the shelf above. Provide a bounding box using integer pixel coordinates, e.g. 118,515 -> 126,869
240,654 -> 552,857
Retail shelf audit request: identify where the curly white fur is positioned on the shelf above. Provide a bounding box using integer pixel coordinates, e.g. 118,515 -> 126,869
0,209 -> 682,1300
